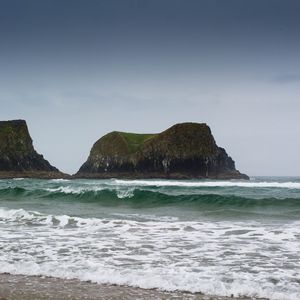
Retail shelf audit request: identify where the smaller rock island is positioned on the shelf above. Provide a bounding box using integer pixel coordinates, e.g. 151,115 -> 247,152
76,122 -> 249,179
0,119 -> 66,179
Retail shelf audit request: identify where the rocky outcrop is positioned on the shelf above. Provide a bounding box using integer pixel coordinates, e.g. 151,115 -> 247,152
76,122 -> 248,179
0,120 -> 66,178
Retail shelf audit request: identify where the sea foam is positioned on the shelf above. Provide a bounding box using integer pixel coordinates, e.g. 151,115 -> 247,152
114,179 -> 300,189
0,206 -> 299,300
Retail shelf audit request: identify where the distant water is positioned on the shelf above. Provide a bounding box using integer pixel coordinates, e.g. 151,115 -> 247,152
0,177 -> 299,300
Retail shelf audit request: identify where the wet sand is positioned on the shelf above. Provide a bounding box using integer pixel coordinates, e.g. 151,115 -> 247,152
0,273 -> 268,300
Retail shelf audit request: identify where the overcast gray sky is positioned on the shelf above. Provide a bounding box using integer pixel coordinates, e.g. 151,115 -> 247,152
1,0 -> 300,176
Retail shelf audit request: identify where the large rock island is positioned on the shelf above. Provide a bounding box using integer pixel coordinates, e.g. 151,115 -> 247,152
0,119 -> 66,179
76,123 -> 248,179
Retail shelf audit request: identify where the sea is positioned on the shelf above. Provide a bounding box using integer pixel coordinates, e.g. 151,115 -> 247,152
0,177 -> 299,300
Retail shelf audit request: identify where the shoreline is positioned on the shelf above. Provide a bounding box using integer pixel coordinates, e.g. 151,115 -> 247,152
0,273 -> 268,300
0,171 -> 71,180
0,171 -> 249,180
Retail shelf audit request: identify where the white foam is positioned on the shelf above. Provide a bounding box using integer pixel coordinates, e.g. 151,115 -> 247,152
38,178 -> 300,200
50,179 -> 70,182
114,179 -> 300,189
45,185 -> 135,199
0,206 -> 299,300
111,212 -> 179,222
116,189 -> 134,199
45,186 -> 105,194
0,207 -> 42,221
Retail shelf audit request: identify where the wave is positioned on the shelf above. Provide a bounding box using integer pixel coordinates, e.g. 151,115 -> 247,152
0,206 -> 178,226
50,178 -> 71,182
0,206 -> 104,227
0,186 -> 300,214
1,178 -> 300,299
114,179 -> 300,189
0,206 -> 300,300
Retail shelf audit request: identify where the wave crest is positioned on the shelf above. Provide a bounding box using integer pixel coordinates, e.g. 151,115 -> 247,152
0,185 -> 300,214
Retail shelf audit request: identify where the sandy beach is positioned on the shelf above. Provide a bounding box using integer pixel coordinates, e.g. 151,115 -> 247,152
0,274 -> 269,300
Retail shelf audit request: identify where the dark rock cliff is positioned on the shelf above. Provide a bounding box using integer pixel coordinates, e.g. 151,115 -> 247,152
0,120 -> 65,178
76,123 -> 248,179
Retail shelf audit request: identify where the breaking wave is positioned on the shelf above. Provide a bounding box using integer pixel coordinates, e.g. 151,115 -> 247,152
0,205 -> 299,300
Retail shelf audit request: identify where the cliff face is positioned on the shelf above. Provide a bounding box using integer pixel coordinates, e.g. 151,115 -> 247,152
0,120 -> 63,178
77,123 -> 248,179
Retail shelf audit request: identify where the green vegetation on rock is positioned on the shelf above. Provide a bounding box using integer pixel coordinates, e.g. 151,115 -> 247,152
0,120 -> 32,154
90,131 -> 157,157
0,119 -> 61,176
118,132 -> 156,154
77,122 -> 249,179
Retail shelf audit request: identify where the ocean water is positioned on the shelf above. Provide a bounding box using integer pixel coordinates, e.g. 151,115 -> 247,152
0,177 -> 299,299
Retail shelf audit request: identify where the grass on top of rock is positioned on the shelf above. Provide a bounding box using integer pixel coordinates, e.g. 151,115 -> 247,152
117,132 -> 157,154
0,122 -> 32,154
90,131 -> 157,157
0,123 -> 14,135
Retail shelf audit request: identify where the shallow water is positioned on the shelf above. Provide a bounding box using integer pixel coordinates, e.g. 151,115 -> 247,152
0,177 -> 299,299
0,273 -> 265,300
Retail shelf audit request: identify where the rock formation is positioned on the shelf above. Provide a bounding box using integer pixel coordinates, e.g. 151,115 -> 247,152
76,122 -> 249,179
0,119 -> 66,178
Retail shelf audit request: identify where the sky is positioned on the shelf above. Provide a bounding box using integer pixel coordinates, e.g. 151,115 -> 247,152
0,0 -> 300,176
